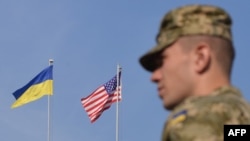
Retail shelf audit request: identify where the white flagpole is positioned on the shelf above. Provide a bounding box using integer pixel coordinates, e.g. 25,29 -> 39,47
116,64 -> 121,141
48,59 -> 54,141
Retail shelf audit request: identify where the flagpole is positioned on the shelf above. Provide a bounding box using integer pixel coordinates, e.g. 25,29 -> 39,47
116,64 -> 121,141
48,59 -> 54,141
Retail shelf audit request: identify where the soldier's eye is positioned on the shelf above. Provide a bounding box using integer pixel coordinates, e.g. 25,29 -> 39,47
154,56 -> 164,69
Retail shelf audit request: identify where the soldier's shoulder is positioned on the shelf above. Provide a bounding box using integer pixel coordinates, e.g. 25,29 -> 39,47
168,86 -> 250,126
179,86 -> 250,124
188,86 -> 249,109
163,86 -> 250,141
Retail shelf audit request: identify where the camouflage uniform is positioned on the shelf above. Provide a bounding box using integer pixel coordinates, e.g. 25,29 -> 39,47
139,4 -> 250,141
162,86 -> 250,141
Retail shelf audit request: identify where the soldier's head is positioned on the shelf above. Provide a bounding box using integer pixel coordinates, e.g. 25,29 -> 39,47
139,4 -> 235,110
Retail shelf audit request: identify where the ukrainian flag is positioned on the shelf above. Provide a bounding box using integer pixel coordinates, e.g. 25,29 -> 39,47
11,66 -> 53,108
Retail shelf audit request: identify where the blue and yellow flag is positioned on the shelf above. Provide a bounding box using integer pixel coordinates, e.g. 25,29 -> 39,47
11,66 -> 53,108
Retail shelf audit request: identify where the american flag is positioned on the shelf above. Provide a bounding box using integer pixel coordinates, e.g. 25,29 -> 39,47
81,71 -> 122,123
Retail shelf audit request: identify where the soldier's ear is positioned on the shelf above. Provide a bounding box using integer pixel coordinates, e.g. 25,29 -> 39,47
193,42 -> 211,73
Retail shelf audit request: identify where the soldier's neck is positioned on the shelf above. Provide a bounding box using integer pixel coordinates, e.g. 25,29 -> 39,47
192,73 -> 231,97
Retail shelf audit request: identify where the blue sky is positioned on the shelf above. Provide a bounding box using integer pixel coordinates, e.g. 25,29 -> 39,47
0,1 -> 250,141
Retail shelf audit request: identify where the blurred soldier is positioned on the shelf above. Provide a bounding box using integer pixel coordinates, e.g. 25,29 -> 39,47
139,4 -> 250,141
